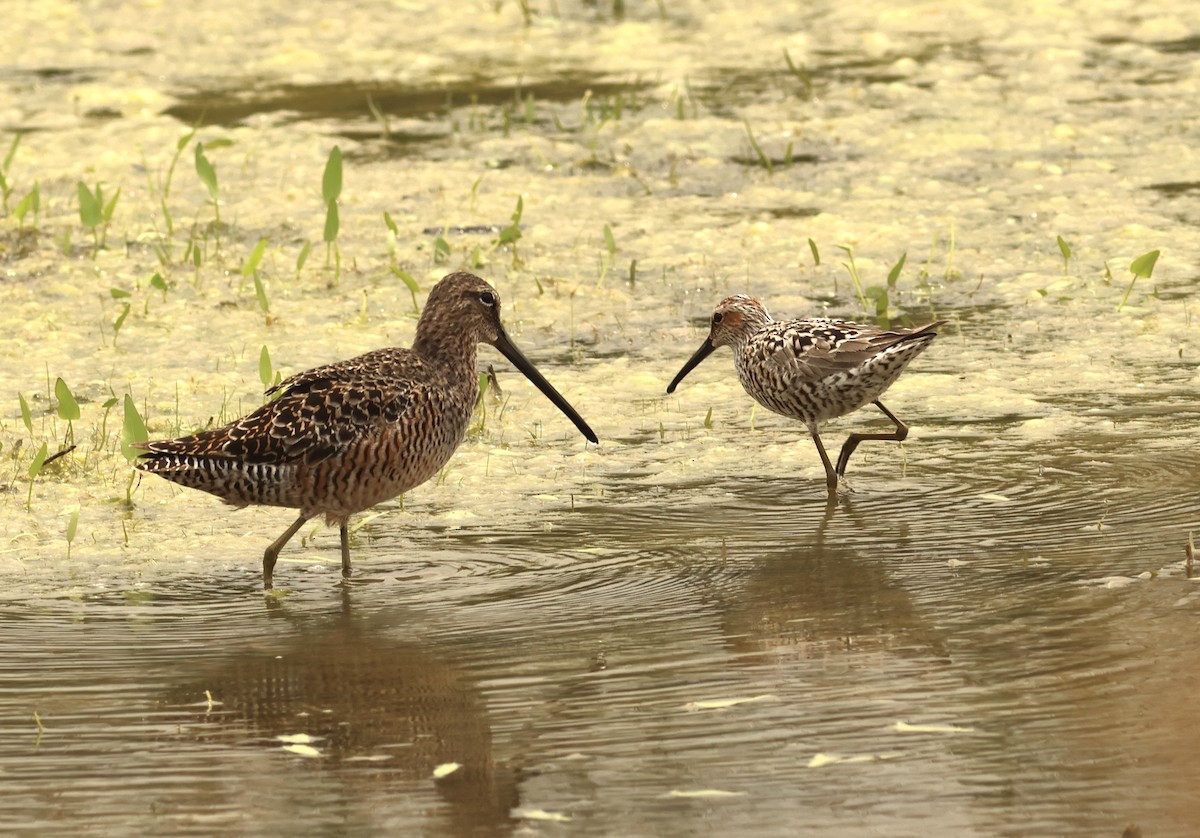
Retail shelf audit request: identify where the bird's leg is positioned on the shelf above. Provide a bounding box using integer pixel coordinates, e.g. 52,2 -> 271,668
339,523 -> 352,578
835,400 -> 909,477
807,423 -> 840,494
263,514 -> 311,587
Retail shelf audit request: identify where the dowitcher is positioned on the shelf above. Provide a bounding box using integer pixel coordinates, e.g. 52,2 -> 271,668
135,271 -> 597,585
667,295 -> 944,494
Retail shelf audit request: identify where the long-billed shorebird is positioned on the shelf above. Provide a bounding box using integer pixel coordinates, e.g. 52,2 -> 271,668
135,271 -> 597,585
667,295 -> 944,494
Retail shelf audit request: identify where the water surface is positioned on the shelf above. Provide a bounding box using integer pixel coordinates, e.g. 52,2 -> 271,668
2,0 -> 1199,835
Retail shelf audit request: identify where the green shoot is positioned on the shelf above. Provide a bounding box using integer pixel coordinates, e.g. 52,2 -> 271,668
322,146 -> 343,281
390,267 -> 421,314
433,235 -> 451,264
595,223 -> 618,286
242,237 -> 268,278
0,133 -> 20,213
493,195 -> 524,267
98,396 -> 119,451
65,507 -> 79,560
1117,249 -> 1160,312
473,370 -> 490,431
112,302 -> 131,346
469,174 -> 483,211
120,394 -> 149,461
14,182 -> 39,229
27,442 -> 48,508
836,244 -> 868,309
944,220 -> 958,279
18,392 -> 33,436
158,126 -> 199,236
743,118 -> 772,173
703,407 -> 713,429
783,48 -> 814,99
366,94 -> 392,140
259,345 -> 280,392
121,394 -> 149,504
808,238 -> 820,266
149,271 -> 169,304
77,182 -> 105,256
55,377 -> 80,444
1056,235 -> 1071,275
189,236 -> 203,285
253,273 -> 270,314
383,211 -> 399,262
241,237 -> 270,312
863,285 -> 889,324
886,252 -> 906,289
102,187 -> 120,243
194,141 -> 221,253
296,240 -> 312,278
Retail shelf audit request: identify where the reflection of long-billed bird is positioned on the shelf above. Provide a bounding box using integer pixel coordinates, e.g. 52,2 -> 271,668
668,295 -> 944,494
135,272 -> 597,585
166,614 -> 518,834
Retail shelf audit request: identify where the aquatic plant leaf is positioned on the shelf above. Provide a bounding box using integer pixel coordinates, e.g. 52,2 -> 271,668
18,392 -> 33,435
242,237 -> 268,277
886,252 -> 907,287
55,378 -> 80,421
28,442 -> 48,480
1130,249 -> 1159,278
77,182 -> 101,228
194,144 -> 218,200
121,395 -> 149,461
322,146 -> 343,205
259,345 -> 273,390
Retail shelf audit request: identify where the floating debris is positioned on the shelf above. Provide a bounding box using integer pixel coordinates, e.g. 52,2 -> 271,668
893,721 -> 975,734
281,743 -> 322,758
432,762 -> 461,779
513,808 -> 572,823
685,694 -> 777,711
666,789 -> 747,799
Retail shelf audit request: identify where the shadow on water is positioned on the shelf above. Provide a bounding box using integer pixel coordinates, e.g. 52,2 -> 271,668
162,74 -> 656,128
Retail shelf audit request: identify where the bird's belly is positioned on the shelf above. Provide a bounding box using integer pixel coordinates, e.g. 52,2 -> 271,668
303,411 -> 470,522
742,370 -> 889,425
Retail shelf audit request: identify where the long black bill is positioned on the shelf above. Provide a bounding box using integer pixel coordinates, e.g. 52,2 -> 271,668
493,327 -> 598,444
666,340 -> 716,394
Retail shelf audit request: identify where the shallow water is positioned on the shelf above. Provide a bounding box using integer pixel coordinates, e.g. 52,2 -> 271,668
3,0 -> 1200,835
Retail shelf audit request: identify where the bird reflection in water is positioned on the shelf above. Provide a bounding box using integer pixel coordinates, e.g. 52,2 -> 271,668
164,595 -> 518,835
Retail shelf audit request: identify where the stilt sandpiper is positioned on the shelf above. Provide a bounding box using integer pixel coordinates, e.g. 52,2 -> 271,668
667,295 -> 944,494
135,271 -> 597,585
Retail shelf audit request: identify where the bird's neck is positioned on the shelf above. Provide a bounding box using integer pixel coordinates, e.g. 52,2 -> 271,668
412,324 -> 480,378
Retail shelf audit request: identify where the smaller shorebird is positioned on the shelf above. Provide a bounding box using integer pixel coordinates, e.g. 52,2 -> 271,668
667,295 -> 944,494
135,272 -> 597,585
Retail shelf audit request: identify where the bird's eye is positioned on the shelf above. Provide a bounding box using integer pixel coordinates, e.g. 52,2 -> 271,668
712,312 -> 724,325
479,291 -> 496,307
